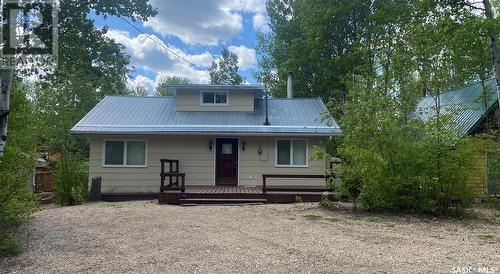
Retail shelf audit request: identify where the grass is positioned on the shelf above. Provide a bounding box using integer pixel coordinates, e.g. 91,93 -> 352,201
303,214 -> 322,220
104,203 -> 125,208
328,217 -> 340,223
477,234 -> 495,241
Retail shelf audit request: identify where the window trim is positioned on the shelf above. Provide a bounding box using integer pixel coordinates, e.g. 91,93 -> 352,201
200,90 -> 229,106
102,139 -> 148,168
275,138 -> 308,168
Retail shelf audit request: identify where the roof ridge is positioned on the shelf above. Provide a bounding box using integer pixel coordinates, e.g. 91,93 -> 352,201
423,77 -> 496,98
105,95 -> 175,98
259,98 -> 321,100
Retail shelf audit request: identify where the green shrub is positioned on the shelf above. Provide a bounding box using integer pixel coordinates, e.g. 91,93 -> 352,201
332,77 -> 494,215
0,231 -> 21,257
320,198 -> 334,208
0,148 -> 38,256
54,155 -> 89,206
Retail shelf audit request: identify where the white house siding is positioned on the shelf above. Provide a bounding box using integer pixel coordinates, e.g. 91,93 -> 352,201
89,135 -> 329,193
175,90 -> 255,111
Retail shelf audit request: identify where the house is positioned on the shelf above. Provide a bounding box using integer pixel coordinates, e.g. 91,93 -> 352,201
71,84 -> 340,203
416,78 -> 499,137
415,78 -> 500,196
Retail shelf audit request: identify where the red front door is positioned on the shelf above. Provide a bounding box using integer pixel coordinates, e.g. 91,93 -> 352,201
216,138 -> 238,186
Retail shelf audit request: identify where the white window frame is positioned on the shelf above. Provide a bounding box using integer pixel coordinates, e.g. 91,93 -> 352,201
102,139 -> 148,168
200,90 -> 229,106
275,138 -> 308,168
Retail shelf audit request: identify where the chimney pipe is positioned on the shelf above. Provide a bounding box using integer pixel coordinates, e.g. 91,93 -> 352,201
287,72 -> 293,99
263,85 -> 270,125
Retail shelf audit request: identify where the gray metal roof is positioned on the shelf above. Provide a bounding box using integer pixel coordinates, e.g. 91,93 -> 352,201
416,78 -> 498,137
71,96 -> 340,136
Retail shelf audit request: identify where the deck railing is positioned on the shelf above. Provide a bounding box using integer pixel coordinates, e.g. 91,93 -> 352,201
261,174 -> 336,193
160,159 -> 185,193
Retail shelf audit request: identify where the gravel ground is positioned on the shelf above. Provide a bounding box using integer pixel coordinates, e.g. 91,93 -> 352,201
1,201 -> 499,274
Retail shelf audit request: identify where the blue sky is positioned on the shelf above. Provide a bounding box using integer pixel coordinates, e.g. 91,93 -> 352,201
91,0 -> 269,94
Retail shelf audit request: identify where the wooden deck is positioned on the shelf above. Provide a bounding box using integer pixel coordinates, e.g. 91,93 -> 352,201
157,159 -> 334,204
158,185 -> 329,204
185,186 -> 263,194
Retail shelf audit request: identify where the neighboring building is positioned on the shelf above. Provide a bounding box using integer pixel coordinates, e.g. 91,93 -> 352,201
416,78 -> 499,137
416,78 -> 500,197
71,85 -> 340,194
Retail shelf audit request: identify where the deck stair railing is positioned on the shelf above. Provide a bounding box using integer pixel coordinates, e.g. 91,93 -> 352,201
160,159 -> 185,193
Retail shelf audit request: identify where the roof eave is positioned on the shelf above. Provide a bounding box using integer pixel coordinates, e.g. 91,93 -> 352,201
70,129 -> 340,137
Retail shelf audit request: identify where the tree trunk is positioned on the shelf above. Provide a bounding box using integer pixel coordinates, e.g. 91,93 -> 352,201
483,0 -> 500,119
0,69 -> 14,157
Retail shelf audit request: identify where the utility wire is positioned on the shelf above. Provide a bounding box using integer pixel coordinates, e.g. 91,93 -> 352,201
121,17 -> 271,124
119,17 -> 268,99
120,17 -> 209,71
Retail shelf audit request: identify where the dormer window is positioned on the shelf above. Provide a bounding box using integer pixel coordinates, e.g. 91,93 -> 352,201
200,91 -> 228,106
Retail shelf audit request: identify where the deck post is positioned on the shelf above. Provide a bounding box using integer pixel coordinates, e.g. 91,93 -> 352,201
169,161 -> 173,187
160,160 -> 165,192
181,175 -> 185,193
262,175 -> 267,193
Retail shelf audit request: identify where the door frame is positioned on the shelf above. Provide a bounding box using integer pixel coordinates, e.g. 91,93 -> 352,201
213,137 -> 240,186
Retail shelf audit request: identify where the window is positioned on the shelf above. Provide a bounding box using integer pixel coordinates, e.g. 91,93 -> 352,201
104,140 -> 147,167
201,91 -> 228,105
276,139 -> 308,167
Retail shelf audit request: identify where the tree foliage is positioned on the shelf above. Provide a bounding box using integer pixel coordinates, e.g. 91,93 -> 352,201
128,84 -> 149,96
33,0 -> 157,155
257,0 -> 499,102
53,155 -> 89,206
0,80 -> 38,256
260,0 -> 500,213
209,47 -> 244,85
338,77 -> 493,213
155,76 -> 190,96
1,0 -> 157,256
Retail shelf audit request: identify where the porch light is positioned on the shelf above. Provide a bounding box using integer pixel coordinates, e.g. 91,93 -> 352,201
241,141 -> 246,151
208,140 -> 213,151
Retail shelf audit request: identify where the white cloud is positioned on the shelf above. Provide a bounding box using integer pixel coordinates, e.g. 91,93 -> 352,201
227,0 -> 266,13
228,45 -> 256,70
143,0 -> 242,45
253,13 -> 270,32
107,29 -> 211,84
143,0 -> 269,45
228,0 -> 269,32
127,75 -> 156,95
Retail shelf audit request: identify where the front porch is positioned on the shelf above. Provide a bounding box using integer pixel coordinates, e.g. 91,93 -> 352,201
158,185 -> 330,205
158,159 -> 334,205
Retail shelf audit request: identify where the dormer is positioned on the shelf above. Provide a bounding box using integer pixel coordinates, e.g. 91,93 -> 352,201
167,85 -> 264,112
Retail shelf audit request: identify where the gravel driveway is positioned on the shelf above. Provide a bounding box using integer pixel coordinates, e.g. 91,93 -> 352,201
1,201 -> 499,273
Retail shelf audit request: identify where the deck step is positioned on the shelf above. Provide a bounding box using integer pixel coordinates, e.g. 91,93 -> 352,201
265,191 -> 325,195
179,198 -> 267,205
